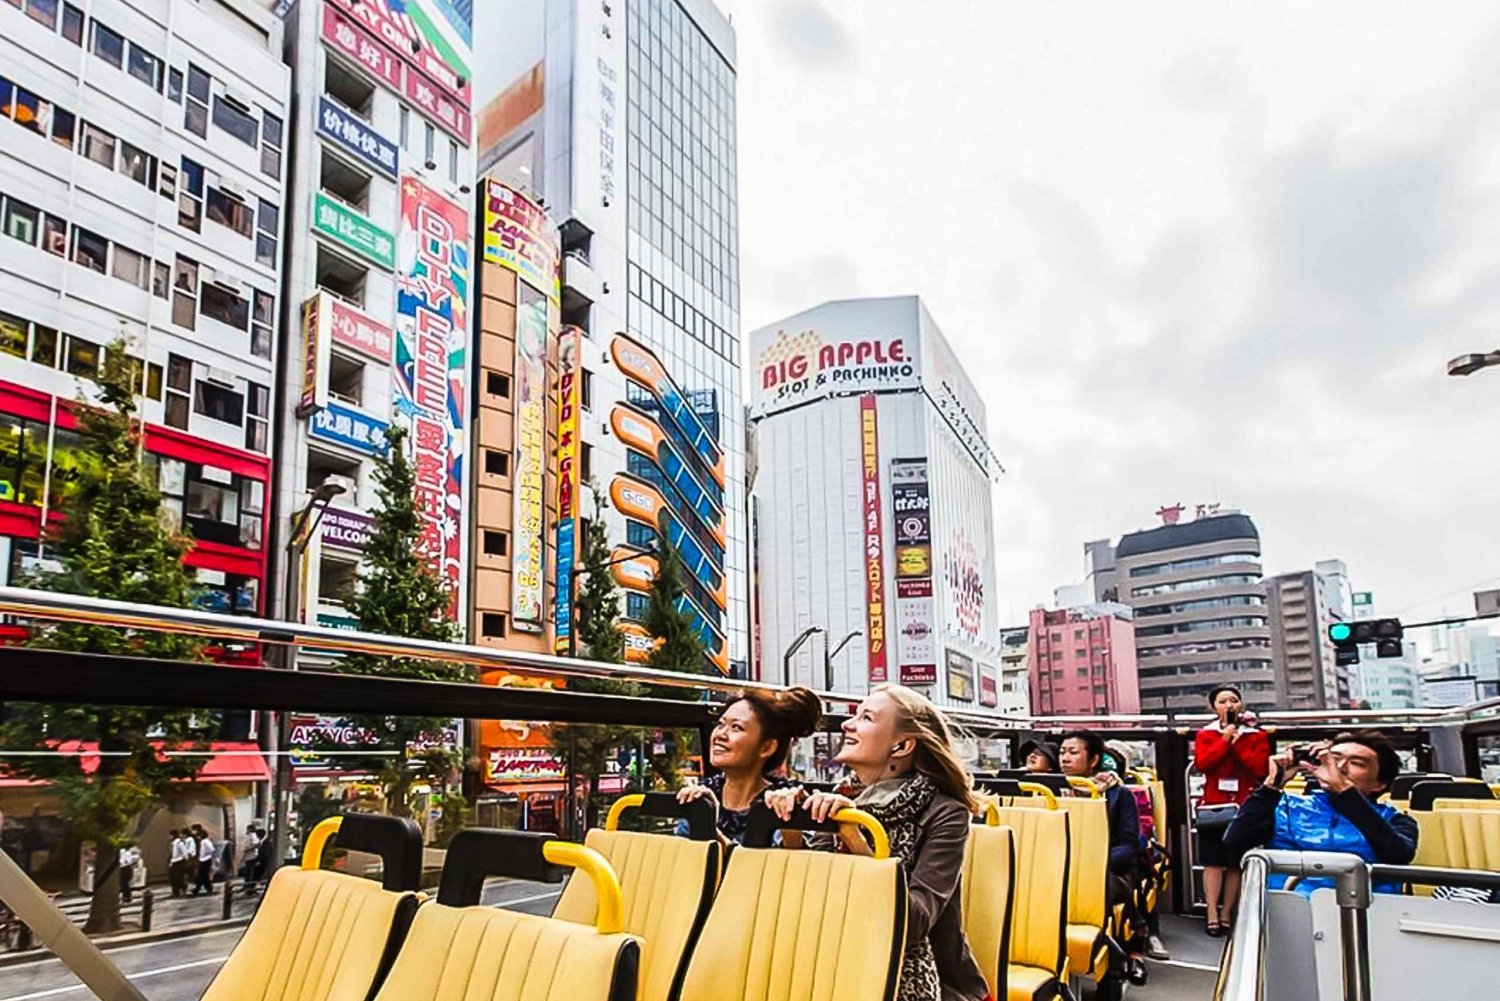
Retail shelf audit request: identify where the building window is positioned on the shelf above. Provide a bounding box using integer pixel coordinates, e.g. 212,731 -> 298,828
581,442 -> 592,480
193,380 -> 244,426
30,323 -> 56,366
206,188 -> 252,238
482,531 -> 509,557
399,105 -> 409,148
211,95 -> 258,147
3,197 -> 39,245
90,20 -> 125,69
164,354 -> 191,429
184,65 -> 209,137
70,226 -> 107,273
260,112 -> 282,178
483,449 -> 509,477
327,352 -> 364,406
485,372 -> 511,398
0,313 -> 23,359
158,162 -> 177,201
50,107 -> 75,149
448,138 -> 458,182
110,245 -> 149,290
325,57 -> 374,119
126,42 -> 162,91
171,256 -> 198,330
60,3 -> 83,44
178,157 -> 204,232
201,282 -> 249,330
481,613 -> 507,638
246,382 -> 268,453
166,67 -> 183,103
581,369 -> 594,410
63,335 -> 99,378
118,139 -> 154,187
424,122 -> 435,164
251,290 -> 274,360
80,122 -> 116,168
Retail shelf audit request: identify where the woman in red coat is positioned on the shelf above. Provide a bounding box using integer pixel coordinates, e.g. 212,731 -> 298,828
1194,685 -> 1269,935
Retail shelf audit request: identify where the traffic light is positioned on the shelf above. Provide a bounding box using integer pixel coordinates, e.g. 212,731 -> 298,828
1329,618 -> 1405,664
1329,621 -> 1360,666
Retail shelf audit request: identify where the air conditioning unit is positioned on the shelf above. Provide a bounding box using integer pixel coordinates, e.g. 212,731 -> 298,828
215,275 -> 246,297
206,367 -> 236,386
218,179 -> 246,201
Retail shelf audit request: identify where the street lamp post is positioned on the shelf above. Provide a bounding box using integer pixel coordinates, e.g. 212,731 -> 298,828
565,545 -> 656,658
823,630 -> 862,692
782,626 -> 824,687
267,479 -> 346,870
1447,351 -> 1500,377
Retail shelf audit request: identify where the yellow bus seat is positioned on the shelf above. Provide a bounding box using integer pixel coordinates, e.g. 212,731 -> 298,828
1413,808 -> 1500,873
202,814 -> 423,1001
374,829 -> 640,1001
961,823 -> 1016,1001
990,805 -> 1070,1001
1409,779 -> 1496,811
676,804 -> 906,1001
1055,797 -> 1111,982
553,793 -> 722,1001
1435,797 -> 1500,811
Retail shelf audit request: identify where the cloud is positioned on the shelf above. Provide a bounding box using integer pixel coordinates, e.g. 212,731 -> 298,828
767,1 -> 856,72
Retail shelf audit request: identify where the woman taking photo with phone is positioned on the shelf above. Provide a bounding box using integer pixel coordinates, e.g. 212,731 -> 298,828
1193,685 -> 1269,936
765,684 -> 987,1001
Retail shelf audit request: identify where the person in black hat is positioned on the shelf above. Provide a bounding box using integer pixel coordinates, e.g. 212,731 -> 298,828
1019,738 -> 1061,773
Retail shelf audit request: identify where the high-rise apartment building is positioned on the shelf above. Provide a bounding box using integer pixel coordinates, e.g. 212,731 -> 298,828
476,0 -> 745,674
1,0 -> 290,621
273,0 -> 475,642
1027,604 -> 1140,716
1112,511 -> 1275,711
749,296 -> 1002,708
999,625 -> 1031,715
1266,567 -> 1348,709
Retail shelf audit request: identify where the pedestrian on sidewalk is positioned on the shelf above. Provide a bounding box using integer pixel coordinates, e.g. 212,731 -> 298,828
168,829 -> 190,897
239,825 -> 264,894
118,842 -> 141,903
191,825 -> 215,896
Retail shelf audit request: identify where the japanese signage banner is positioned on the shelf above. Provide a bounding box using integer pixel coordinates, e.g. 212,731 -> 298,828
752,326 -> 922,418
892,458 -> 936,685
554,327 -> 583,653
321,4 -> 403,93
317,95 -> 399,178
327,293 -> 394,364
979,666 -> 999,708
860,394 -> 888,683
297,294 -> 329,418
314,192 -> 395,270
511,287 -> 548,631
320,507 -> 376,552
309,401 -> 389,457
483,181 -> 560,304
327,0 -> 473,140
394,175 -> 469,604
946,650 -> 975,703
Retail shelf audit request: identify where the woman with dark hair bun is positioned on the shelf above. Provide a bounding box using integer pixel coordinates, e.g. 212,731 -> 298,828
676,686 -> 822,845
1194,684 -> 1269,936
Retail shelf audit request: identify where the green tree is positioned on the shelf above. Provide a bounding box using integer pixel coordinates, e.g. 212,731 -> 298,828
331,423 -> 473,819
551,482 -> 641,830
0,342 -> 211,934
643,530 -> 709,787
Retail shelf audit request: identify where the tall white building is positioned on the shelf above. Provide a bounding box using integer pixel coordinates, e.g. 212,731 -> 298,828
273,0 -> 475,636
749,296 -> 1002,709
1351,641 -> 1420,710
475,0 -> 745,674
999,626 -> 1031,715
1,0 -> 289,617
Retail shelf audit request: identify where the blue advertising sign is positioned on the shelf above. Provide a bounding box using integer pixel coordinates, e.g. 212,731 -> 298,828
317,96 -> 399,179
309,401 -> 390,456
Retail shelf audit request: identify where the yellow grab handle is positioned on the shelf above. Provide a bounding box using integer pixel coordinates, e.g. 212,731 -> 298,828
543,841 -> 624,934
1018,782 -> 1061,810
830,808 -> 890,859
1067,777 -> 1102,798
604,794 -> 645,831
302,816 -> 342,870
982,801 -> 1001,826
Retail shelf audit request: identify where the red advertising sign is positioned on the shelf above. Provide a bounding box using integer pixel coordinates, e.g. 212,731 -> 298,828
328,0 -> 471,104
321,5 -> 403,93
979,668 -> 999,708
404,71 -> 471,142
328,296 -> 393,363
860,394 -> 888,683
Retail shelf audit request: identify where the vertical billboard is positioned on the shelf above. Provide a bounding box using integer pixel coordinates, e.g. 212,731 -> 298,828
945,650 -> 975,702
482,182 -> 560,305
553,327 -> 583,653
394,175 -> 469,606
892,458 -> 937,686
510,285 -> 548,631
859,394 -> 888,683
297,294 -> 330,418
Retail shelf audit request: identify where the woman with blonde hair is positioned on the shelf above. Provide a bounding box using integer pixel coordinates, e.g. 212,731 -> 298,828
766,684 -> 987,1001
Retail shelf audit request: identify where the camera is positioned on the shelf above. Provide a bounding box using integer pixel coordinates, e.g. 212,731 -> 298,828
1292,745 -> 1323,767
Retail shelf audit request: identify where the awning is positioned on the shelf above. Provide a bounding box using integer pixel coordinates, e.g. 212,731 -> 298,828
0,741 -> 271,787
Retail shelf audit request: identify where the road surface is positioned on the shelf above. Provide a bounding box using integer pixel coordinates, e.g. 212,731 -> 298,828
0,879 -> 560,1001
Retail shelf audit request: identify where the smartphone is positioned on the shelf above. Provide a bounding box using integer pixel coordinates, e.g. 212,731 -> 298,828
1293,745 -> 1322,766
1225,708 -> 1240,726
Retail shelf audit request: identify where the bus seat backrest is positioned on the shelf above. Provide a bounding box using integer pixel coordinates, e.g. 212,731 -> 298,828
1413,809 -> 1500,873
1434,798 -> 1500,811
553,828 -> 721,1001
676,846 -> 907,1001
1056,798 -> 1109,929
1410,780 -> 1496,811
962,824 -> 1015,1001
992,805 -> 1069,980
1389,773 -> 1451,802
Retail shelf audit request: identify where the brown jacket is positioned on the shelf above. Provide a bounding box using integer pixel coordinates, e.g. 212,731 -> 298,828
907,794 -> 990,1001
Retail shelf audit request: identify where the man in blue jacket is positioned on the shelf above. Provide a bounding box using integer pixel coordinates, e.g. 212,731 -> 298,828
1223,730 -> 1418,895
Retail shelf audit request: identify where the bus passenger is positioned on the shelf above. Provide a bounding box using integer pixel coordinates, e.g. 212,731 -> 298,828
1060,731 -> 1150,949
1223,730 -> 1418,895
1020,738 -> 1061,773
765,684 -> 988,1001
1193,685 -> 1269,936
676,686 -> 821,846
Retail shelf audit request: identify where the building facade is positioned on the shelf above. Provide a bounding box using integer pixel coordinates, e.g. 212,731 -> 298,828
1266,568 -> 1347,710
1351,641 -> 1420,710
273,0 -> 475,644
1027,604 -> 1140,716
749,296 -> 1002,709
475,0 -> 745,674
1112,512 -> 1275,712
1,0 -> 290,621
999,625 -> 1031,716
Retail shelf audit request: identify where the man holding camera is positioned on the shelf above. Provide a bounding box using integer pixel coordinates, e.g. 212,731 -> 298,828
1223,730 -> 1418,894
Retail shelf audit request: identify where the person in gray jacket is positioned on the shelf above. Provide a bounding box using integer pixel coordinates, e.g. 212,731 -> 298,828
767,683 -> 987,1001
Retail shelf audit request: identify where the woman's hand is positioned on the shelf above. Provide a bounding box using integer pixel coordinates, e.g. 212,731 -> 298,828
1223,722 -> 1240,743
804,791 -> 856,824
764,786 -> 806,821
676,783 -> 720,815
1266,748 -> 1297,788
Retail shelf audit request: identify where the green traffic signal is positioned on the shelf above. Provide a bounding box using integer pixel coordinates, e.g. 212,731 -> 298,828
1329,622 -> 1353,643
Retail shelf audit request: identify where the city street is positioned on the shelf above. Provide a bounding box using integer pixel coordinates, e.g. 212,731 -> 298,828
0,879 -> 560,1001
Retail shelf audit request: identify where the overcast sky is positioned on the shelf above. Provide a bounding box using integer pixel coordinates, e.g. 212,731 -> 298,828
716,0 -> 1500,631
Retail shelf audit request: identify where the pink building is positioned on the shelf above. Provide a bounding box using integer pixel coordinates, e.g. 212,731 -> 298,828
1028,604 -> 1141,716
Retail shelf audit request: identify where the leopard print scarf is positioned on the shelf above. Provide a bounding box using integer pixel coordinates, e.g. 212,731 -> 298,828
855,774 -> 943,1001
